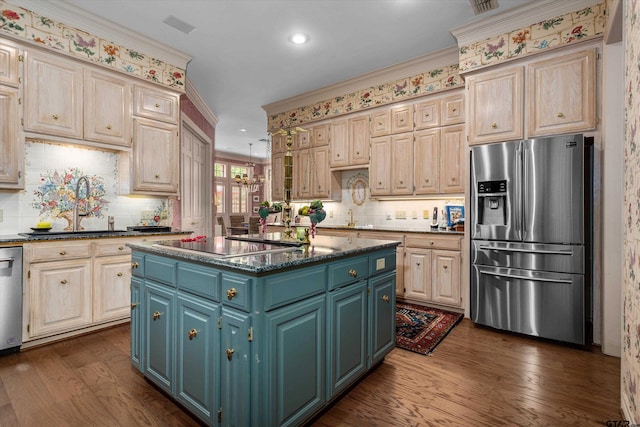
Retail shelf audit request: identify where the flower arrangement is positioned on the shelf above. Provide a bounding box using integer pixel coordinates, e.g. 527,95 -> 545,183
298,200 -> 326,238
32,168 -> 108,230
258,201 -> 282,233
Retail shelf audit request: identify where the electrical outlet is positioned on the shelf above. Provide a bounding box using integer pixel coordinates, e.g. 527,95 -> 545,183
423,210 -> 430,219
141,210 -> 154,220
0,209 -> 3,222
395,210 -> 406,219
412,210 -> 417,219
329,210 -> 333,218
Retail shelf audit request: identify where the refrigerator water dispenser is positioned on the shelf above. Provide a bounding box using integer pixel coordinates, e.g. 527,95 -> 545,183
476,180 -> 507,226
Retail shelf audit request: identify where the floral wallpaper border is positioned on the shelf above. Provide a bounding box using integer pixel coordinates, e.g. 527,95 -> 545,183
457,2 -> 607,73
0,0 -> 186,90
267,63 -> 462,132
623,0 -> 640,422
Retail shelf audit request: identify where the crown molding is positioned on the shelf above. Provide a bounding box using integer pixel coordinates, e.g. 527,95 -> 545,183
10,0 -> 192,69
262,46 -> 459,116
604,0 -> 622,44
186,78 -> 219,126
451,0 -> 601,47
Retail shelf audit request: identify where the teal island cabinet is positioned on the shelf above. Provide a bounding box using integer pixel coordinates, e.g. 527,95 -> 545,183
128,233 -> 400,426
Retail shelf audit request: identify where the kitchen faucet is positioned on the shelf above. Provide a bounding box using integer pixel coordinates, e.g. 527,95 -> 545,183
347,209 -> 356,228
74,176 -> 91,231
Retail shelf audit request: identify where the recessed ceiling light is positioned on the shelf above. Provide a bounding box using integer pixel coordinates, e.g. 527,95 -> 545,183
288,33 -> 310,44
239,129 -> 247,132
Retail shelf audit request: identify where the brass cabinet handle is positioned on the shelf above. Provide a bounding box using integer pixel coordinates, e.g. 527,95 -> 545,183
226,348 -> 234,360
491,123 -> 497,128
416,262 -> 421,267
430,241 -> 435,245
155,174 -> 160,179
131,303 -> 138,310
425,178 -> 430,183
52,113 -> 59,120
118,246 -> 124,251
425,113 -> 430,117
60,279 -> 67,284
443,265 -> 448,269
451,177 -> 456,181
131,262 -> 139,269
106,124 -> 112,130
382,295 -> 390,303
117,272 -> 123,277
399,180 -> 403,184
348,269 -> 357,278
152,311 -> 161,321
155,103 -> 160,108
557,112 -> 564,118
188,328 -> 198,340
59,251 -> 67,255
226,288 -> 237,300
452,108 -> 457,112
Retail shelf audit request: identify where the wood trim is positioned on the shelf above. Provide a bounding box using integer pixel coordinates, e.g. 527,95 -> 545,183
185,78 -> 219,126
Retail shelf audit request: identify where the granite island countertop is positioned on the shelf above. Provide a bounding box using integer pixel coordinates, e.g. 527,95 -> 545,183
128,232 -> 401,275
0,229 -> 191,244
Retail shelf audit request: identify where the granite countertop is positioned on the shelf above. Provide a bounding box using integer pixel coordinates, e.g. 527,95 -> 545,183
128,233 -> 400,275
266,222 -> 464,235
0,229 -> 191,244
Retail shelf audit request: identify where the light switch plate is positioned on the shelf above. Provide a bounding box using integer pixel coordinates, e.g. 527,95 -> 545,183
423,210 -> 430,219
395,210 -> 406,219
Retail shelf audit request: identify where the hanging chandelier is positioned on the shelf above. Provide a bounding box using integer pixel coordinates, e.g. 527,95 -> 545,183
234,142 -> 265,193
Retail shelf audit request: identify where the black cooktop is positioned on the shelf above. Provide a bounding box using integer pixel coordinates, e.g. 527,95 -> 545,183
157,236 -> 301,257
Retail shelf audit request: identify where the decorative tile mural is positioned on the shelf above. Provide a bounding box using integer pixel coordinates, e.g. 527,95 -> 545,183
267,63 -> 462,132
0,0 -> 186,91
457,2 -> 607,73
624,0 -> 640,421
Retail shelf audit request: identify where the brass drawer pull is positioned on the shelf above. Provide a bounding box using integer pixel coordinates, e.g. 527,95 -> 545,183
491,123 -> 497,128
226,348 -> 234,360
118,246 -> 125,251
106,124 -> 112,130
131,303 -> 138,310
348,269 -> 357,278
117,272 -> 123,277
52,113 -> 59,120
443,265 -> 448,269
131,262 -> 139,269
382,295 -> 390,303
226,288 -> 237,300
60,279 -> 67,284
152,311 -> 161,321
59,251 -> 67,255
557,112 -> 564,118
188,328 -> 198,340
430,241 -> 435,245
155,174 -> 160,179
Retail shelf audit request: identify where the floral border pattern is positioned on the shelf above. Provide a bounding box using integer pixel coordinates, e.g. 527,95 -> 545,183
267,63 -> 461,132
457,2 -> 607,73
624,0 -> 640,422
0,0 -> 185,91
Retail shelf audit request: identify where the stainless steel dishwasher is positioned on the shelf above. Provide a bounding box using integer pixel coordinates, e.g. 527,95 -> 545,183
0,246 -> 22,353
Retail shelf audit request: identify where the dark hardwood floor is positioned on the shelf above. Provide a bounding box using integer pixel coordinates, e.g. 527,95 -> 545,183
0,319 -> 621,426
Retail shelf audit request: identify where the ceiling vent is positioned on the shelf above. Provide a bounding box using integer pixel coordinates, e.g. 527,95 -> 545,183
162,15 -> 196,35
469,0 -> 499,15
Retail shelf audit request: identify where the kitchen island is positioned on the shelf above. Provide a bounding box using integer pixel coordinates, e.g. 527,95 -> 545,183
128,233 -> 399,426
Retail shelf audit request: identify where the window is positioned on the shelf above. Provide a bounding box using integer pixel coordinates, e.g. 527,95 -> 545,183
215,163 -> 226,178
215,161 -> 250,217
215,184 -> 225,213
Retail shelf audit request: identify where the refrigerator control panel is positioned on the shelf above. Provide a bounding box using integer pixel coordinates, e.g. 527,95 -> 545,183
477,180 -> 506,194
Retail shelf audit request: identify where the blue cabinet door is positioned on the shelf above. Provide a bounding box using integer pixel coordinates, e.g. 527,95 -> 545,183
144,281 -> 175,394
177,292 -> 220,425
327,280 -> 367,400
221,308 -> 251,427
264,294 -> 326,427
369,271 -> 396,367
130,276 -> 143,372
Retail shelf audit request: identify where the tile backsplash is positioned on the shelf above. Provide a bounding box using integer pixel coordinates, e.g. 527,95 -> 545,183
0,141 -> 170,234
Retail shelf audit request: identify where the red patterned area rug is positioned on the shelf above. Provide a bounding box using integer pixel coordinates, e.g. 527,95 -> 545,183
395,302 -> 463,355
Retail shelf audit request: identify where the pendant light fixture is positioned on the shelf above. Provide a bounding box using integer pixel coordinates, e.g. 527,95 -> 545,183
234,142 -> 265,193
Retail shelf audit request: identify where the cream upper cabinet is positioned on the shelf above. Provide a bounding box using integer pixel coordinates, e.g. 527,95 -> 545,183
0,39 -> 20,87
312,145 -> 338,199
0,85 -> 23,189
349,115 -> 370,166
132,117 -> 179,195
330,118 -> 348,168
415,99 -> 440,130
467,66 -> 524,145
414,129 -> 440,194
371,104 -> 413,136
295,127 -> 311,150
133,84 -> 179,124
271,132 -> 286,154
441,92 -> 465,126
24,49 -> 84,139
271,152 -> 284,201
369,135 -> 391,196
391,132 -> 413,195
84,69 -> 132,147
440,124 -> 465,194
527,49 -> 596,137
312,123 -> 330,146
296,148 -> 312,199
370,109 -> 391,137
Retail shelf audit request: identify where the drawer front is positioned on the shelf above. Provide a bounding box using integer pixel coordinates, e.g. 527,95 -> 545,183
134,85 -> 179,124
328,255 -> 369,290
131,253 -> 144,277
30,241 -> 92,262
263,265 -> 326,311
177,262 -> 221,302
369,250 -> 396,276
95,240 -> 132,257
145,254 -> 176,286
405,235 -> 461,251
357,231 -> 404,245
221,273 -> 252,312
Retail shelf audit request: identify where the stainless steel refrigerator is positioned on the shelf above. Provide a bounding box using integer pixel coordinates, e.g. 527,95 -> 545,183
470,134 -> 592,345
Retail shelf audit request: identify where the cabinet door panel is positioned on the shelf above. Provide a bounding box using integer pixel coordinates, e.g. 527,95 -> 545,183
467,67 -> 524,144
432,250 -> 461,307
391,105 -> 413,134
145,281 -> 175,394
414,129 -> 439,194
328,281 -> 367,399
271,153 -> 284,201
330,119 -> 348,167
130,277 -> 143,371
312,123 -> 330,147
440,125 -> 465,193
93,255 -> 132,322
369,271 -> 396,366
415,99 -> 439,130
370,109 -> 391,137
221,309 -> 251,427
265,295 -> 325,426
391,132 -> 413,195
177,294 -> 220,424
25,50 -> 83,138
134,84 -> 179,124
297,149 -> 312,199
84,70 -> 131,146
349,115 -> 370,165
312,145 -> 333,198
0,39 -> 19,86
369,136 -> 391,196
0,85 -> 22,188
441,93 -> 465,126
404,248 -> 432,302
133,117 -> 179,194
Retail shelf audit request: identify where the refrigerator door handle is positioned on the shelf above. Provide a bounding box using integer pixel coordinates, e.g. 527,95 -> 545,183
515,141 -> 523,238
477,245 -> 574,256
482,270 -> 573,284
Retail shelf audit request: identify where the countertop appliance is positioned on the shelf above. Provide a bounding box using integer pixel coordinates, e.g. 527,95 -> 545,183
0,246 -> 22,353
470,134 -> 592,345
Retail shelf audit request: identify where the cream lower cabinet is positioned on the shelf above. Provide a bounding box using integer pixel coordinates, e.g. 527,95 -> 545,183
93,255 -> 132,323
402,234 -> 462,308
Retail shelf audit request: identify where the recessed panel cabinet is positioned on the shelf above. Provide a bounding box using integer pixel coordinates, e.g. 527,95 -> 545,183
0,85 -> 23,188
132,117 -> 179,195
0,39 -> 20,87
84,69 -> 132,147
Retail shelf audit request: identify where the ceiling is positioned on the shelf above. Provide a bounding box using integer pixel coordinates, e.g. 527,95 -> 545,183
53,0 -> 532,159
